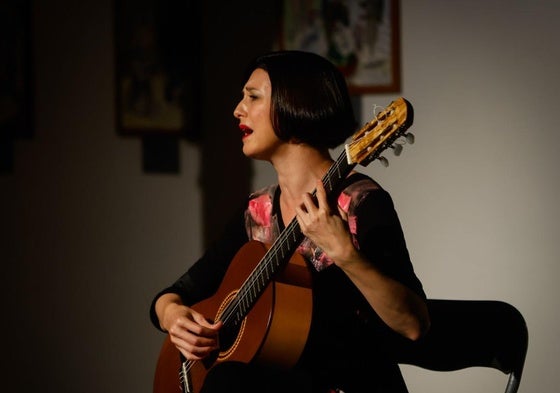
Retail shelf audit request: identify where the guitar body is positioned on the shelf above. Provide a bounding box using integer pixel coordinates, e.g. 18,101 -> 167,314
153,240 -> 313,393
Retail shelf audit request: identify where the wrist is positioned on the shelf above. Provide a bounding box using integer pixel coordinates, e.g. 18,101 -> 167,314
334,245 -> 363,270
156,294 -> 182,331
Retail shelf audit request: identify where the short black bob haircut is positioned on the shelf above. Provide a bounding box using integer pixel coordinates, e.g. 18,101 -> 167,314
242,51 -> 358,150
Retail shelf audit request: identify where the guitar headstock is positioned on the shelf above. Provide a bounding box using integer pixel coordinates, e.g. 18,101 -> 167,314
345,97 -> 414,167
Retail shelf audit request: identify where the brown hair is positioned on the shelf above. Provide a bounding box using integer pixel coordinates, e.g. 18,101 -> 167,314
243,51 -> 357,149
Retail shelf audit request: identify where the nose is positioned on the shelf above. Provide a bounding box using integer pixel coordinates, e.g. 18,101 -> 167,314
233,101 -> 245,119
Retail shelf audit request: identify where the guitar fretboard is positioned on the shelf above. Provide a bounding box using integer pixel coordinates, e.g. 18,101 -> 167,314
219,151 -> 355,327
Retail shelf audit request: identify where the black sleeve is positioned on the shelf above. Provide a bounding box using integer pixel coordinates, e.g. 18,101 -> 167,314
354,188 -> 426,299
149,205 -> 249,330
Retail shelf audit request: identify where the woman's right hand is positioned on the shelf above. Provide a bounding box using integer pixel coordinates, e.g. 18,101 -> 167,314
157,294 -> 223,360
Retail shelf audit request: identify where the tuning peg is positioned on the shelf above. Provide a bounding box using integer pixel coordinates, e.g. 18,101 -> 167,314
392,143 -> 403,156
405,133 -> 415,144
378,156 -> 389,167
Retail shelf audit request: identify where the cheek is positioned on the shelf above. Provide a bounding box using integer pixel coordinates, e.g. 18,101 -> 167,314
256,109 -> 273,128
255,103 -> 270,118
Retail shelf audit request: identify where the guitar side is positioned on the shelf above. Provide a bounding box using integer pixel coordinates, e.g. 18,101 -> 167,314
153,241 -> 313,393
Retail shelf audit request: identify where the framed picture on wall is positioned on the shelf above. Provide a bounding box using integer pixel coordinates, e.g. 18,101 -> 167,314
280,0 -> 401,94
115,0 -> 200,139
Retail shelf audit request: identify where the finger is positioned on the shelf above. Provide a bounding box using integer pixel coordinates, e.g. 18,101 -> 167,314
294,204 -> 305,218
294,206 -> 309,230
184,318 -> 221,340
171,335 -> 217,360
315,179 -> 328,207
315,180 -> 333,216
300,192 -> 317,212
169,315 -> 217,345
169,329 -> 217,356
169,319 -> 220,352
193,312 -> 222,330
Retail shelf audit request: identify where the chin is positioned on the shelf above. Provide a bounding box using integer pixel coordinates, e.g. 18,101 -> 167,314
243,149 -> 268,162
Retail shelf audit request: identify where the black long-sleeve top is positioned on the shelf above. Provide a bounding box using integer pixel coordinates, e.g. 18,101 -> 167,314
150,173 -> 426,392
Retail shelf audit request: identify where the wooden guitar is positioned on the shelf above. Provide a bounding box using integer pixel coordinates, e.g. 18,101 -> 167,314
153,97 -> 415,393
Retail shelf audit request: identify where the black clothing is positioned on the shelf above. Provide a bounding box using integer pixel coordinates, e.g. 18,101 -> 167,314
150,173 -> 425,392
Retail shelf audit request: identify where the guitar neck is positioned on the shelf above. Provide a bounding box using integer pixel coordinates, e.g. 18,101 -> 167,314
220,151 -> 355,327
218,97 -> 414,328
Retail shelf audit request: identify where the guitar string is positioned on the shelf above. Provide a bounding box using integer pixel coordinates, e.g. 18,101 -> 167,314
210,104 -> 410,327
179,147 -> 364,378
201,105 -> 395,329
216,110 -> 408,327
215,151 -> 352,329
179,152 -> 351,379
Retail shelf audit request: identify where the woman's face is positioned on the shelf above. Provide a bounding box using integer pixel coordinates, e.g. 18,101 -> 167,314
233,68 -> 282,161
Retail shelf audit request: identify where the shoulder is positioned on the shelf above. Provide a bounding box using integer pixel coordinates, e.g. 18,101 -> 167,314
248,184 -> 278,201
245,184 -> 280,244
338,173 -> 391,213
337,173 -> 401,240
247,184 -> 278,222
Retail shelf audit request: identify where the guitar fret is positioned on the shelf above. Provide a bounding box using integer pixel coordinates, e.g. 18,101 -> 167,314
245,292 -> 252,309
249,286 -> 256,304
239,296 -> 246,315
336,163 -> 342,182
325,176 -> 332,193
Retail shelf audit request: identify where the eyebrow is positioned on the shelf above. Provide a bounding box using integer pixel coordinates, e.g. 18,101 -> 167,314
242,86 -> 260,94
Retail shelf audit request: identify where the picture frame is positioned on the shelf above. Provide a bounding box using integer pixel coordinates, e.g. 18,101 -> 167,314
280,0 -> 401,94
114,0 -> 200,138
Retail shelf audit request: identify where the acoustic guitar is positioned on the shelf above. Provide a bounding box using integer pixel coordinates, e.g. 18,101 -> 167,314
153,97 -> 415,393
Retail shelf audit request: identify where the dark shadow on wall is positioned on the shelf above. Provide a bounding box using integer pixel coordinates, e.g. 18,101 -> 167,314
199,1 -> 282,247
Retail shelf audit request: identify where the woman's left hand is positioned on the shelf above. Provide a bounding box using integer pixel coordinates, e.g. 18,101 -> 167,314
295,179 -> 357,265
297,181 -> 431,340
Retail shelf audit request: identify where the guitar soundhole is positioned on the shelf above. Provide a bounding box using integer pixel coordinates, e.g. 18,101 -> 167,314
216,291 -> 247,360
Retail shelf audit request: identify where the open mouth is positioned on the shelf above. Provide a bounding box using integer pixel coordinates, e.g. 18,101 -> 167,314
239,124 -> 253,138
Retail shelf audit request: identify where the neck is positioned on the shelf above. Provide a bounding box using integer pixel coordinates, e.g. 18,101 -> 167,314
269,143 -> 334,222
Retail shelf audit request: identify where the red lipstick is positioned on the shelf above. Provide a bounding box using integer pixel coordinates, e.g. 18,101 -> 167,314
239,124 -> 253,139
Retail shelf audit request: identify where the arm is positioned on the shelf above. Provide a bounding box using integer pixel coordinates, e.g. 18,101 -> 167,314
149,206 -> 249,359
325,244 -> 429,341
154,293 -> 222,360
295,179 -> 430,341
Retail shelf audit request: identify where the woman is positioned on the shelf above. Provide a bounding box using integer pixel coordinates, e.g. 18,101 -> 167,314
150,50 -> 430,393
